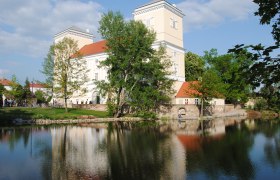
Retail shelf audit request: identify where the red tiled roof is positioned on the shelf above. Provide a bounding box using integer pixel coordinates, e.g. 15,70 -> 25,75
78,40 -> 107,57
176,81 -> 201,98
30,83 -> 46,88
0,79 -> 12,86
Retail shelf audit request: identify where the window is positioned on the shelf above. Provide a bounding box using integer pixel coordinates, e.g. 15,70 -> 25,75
146,17 -> 154,27
195,98 -> 199,105
185,99 -> 188,104
170,18 -> 178,29
172,61 -> 178,75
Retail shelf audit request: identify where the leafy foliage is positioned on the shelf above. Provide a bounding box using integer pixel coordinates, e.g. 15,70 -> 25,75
258,84 -> 280,111
0,84 -> 4,107
190,69 -> 226,116
228,0 -> 280,110
254,0 -> 280,46
35,90 -> 47,105
50,37 -> 89,112
203,49 -> 252,104
4,75 -> 25,106
184,52 -> 205,81
97,11 -> 173,117
42,46 -> 55,89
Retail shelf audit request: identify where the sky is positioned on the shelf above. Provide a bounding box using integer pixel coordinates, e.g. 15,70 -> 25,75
0,0 -> 277,84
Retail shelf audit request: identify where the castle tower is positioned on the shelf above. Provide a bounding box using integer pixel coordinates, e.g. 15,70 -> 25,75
54,26 -> 94,49
133,0 -> 185,82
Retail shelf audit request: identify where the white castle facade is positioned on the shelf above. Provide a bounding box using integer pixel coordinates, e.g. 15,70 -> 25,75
53,0 -> 186,105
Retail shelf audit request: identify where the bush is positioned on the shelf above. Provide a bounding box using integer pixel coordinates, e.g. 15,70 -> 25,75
254,98 -> 268,111
106,101 -> 116,116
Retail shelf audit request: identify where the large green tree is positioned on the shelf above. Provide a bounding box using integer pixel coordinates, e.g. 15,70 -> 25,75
97,11 -> 173,117
50,37 -> 89,112
184,52 -> 205,81
203,49 -> 252,104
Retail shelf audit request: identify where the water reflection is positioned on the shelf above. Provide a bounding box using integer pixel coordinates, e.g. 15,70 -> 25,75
0,119 -> 280,179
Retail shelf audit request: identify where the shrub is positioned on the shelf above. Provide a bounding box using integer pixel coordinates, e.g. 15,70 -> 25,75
254,98 -> 268,111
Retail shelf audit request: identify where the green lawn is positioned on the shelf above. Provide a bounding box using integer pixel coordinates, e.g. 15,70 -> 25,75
0,107 -> 109,124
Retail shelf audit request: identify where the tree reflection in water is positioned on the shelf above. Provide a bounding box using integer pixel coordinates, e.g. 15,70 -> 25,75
1,119 -> 280,179
181,124 -> 255,180
105,122 -> 172,179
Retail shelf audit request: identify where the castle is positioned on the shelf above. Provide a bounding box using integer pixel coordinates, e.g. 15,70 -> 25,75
53,0 -> 187,105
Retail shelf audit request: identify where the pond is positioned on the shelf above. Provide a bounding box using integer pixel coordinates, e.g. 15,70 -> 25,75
0,119 -> 280,180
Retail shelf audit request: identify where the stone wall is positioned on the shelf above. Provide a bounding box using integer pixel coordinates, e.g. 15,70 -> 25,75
224,104 -> 234,112
159,104 -> 239,120
72,104 -> 107,111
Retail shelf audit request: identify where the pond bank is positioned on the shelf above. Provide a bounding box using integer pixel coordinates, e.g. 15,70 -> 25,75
13,117 -> 144,125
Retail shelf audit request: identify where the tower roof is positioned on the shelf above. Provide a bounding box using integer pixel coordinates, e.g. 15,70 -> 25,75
54,26 -> 94,39
134,0 -> 184,17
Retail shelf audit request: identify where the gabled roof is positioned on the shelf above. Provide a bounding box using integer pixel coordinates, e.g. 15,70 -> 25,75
0,79 -> 13,86
30,83 -> 47,88
176,81 -> 201,98
78,40 -> 107,57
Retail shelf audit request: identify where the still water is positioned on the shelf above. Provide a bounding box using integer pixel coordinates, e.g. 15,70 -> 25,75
0,120 -> 280,180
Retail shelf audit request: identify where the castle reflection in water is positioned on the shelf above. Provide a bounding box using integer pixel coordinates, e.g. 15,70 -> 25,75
1,118 -> 280,179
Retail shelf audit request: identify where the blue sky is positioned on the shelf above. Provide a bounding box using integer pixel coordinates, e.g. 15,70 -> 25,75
0,0 -> 276,84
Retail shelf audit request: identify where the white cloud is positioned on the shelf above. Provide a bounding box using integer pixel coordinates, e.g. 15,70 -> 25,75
177,0 -> 257,31
0,0 -> 103,57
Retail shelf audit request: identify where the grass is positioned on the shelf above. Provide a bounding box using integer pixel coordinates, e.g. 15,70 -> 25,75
0,107 -> 109,125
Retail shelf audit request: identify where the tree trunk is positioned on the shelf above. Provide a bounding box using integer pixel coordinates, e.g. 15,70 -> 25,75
200,98 -> 204,132
200,98 -> 204,117
64,83 -> 68,113
115,88 -> 125,117
64,97 -> 68,112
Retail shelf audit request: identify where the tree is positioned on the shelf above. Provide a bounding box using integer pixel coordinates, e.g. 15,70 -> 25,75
23,78 -> 32,106
184,52 -> 205,81
203,49 -> 252,104
97,11 -> 173,117
191,69 -> 226,117
35,90 -> 47,106
42,46 -> 55,102
6,75 -> 24,106
259,84 -> 280,111
254,0 -> 280,46
228,0 -> 280,93
50,37 -> 89,112
0,84 -> 4,107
